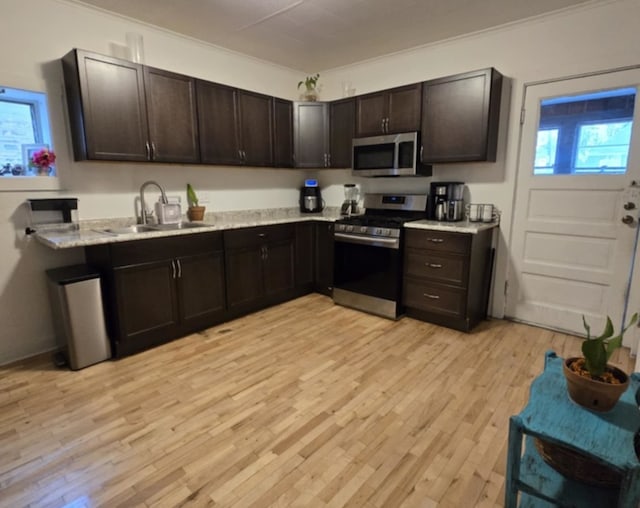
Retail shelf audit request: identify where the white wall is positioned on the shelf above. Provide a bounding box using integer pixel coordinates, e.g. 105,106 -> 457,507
2,0 -> 640,363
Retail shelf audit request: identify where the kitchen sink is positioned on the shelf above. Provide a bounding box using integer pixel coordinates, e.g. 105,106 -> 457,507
101,225 -> 157,235
100,222 -> 211,236
150,222 -> 210,230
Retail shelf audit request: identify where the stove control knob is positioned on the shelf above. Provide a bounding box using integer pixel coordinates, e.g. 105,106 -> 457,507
374,228 -> 382,236
346,225 -> 354,233
360,226 -> 368,234
382,228 -> 390,236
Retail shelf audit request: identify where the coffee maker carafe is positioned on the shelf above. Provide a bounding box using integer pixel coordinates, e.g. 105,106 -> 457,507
429,181 -> 465,222
300,179 -> 323,213
340,184 -> 360,216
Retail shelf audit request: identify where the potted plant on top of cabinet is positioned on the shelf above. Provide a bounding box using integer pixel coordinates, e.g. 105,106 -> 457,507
298,74 -> 320,101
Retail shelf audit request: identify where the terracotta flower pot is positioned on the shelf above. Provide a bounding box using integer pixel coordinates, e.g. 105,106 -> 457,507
563,357 -> 629,412
187,206 -> 205,222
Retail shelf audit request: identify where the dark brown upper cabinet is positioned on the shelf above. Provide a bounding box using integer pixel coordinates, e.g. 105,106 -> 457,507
355,83 -> 422,137
329,98 -> 355,168
421,68 -> 503,163
196,81 -> 240,165
62,49 -> 199,163
197,82 -> 273,166
273,98 -> 293,167
237,90 -> 274,166
143,66 -> 199,163
293,102 -> 329,168
62,49 -> 149,161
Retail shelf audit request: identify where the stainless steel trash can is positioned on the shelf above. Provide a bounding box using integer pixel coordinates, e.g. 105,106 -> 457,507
46,265 -> 111,370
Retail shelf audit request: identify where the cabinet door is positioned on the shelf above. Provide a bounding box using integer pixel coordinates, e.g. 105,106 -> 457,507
264,239 -> 295,301
355,91 -> 387,137
421,68 -> 503,162
314,222 -> 334,296
237,90 -> 273,166
225,246 -> 264,312
62,49 -> 148,161
114,260 -> 179,346
177,251 -> 226,329
144,67 -> 200,163
293,102 -> 329,168
330,99 -> 355,168
196,80 -> 241,165
273,98 -> 293,167
387,83 -> 422,134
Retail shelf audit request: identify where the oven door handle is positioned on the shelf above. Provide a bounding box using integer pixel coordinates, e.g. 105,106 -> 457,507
335,232 -> 400,249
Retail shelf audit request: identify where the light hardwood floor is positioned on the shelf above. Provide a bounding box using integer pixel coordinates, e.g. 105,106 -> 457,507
1,294 -> 635,507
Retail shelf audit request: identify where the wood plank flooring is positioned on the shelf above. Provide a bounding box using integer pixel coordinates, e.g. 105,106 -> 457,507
1,294 -> 635,507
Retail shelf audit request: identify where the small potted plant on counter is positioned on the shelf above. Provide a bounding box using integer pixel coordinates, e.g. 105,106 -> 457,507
563,312 -> 638,412
186,183 -> 205,222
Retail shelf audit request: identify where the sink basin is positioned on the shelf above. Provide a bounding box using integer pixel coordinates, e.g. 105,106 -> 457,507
150,222 -> 210,230
101,225 -> 157,235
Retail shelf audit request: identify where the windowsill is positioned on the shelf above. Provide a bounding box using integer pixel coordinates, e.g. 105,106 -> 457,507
0,176 -> 62,192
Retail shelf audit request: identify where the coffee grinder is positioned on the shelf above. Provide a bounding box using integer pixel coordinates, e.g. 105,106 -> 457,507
340,184 -> 360,216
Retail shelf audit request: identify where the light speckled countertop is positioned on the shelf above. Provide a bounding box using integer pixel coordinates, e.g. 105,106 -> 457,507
404,219 -> 499,234
34,207 -> 499,250
35,208 -> 339,250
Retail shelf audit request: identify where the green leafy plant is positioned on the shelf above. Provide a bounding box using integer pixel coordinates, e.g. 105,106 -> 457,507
297,73 -> 320,91
581,312 -> 638,377
186,183 -> 199,207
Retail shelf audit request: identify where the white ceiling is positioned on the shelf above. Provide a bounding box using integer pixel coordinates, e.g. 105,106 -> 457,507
76,0 -> 598,72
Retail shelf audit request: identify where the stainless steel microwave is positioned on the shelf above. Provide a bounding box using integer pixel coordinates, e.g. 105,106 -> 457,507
352,132 -> 431,177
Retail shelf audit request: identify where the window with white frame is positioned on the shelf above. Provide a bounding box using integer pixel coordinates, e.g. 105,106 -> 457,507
0,86 -> 54,177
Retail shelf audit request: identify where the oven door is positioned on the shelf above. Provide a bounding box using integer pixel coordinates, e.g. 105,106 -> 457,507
333,233 -> 402,318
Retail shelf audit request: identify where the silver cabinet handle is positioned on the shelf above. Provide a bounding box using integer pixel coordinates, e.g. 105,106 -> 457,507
258,233 -> 266,238
242,150 -> 247,161
381,118 -> 385,133
150,142 -> 156,160
327,153 -> 331,167
428,238 -> 444,243
385,118 -> 390,133
426,263 -> 442,268
171,259 -> 176,279
145,141 -> 151,160
176,259 -> 182,278
420,145 -> 424,163
423,293 -> 440,299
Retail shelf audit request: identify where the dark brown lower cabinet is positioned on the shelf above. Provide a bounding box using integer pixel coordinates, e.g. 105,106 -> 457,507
295,222 -> 315,295
86,232 -> 226,357
224,224 -> 296,318
402,228 -> 493,332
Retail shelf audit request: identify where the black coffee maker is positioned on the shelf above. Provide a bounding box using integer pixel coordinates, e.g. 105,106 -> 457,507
300,179 -> 323,213
428,181 -> 465,221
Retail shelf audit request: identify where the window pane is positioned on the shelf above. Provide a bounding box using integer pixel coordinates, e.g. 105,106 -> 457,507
575,121 -> 631,174
534,128 -> 558,175
0,100 -> 36,166
535,87 -> 635,176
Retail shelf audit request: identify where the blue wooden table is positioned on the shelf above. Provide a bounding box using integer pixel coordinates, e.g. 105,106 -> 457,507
506,351 -> 640,508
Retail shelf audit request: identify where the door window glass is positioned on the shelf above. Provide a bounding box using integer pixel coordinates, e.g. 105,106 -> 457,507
533,87 -> 635,175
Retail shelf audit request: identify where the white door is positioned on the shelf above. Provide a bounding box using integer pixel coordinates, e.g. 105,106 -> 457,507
507,68 -> 640,347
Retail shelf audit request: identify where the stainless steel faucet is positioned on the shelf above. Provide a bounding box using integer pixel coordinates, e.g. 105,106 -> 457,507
139,180 -> 168,224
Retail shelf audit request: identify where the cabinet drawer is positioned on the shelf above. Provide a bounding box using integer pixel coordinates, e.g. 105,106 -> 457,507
404,249 -> 466,287
403,278 -> 466,318
405,229 -> 470,255
225,224 -> 294,250
109,231 -> 223,266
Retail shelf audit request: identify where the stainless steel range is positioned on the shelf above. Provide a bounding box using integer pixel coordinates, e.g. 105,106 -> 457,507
333,193 -> 428,319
